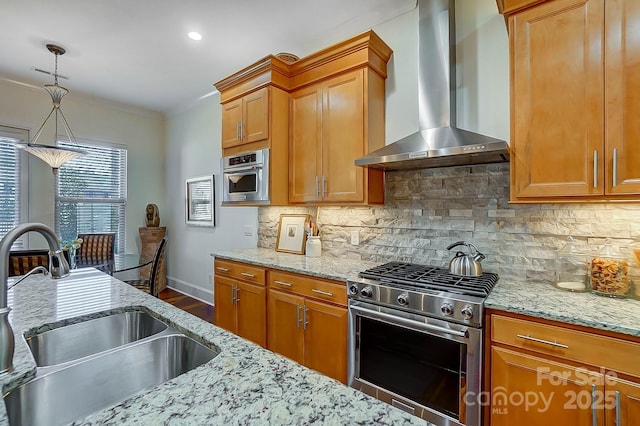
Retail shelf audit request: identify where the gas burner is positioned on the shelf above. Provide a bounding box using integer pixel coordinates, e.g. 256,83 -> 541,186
359,261 -> 499,297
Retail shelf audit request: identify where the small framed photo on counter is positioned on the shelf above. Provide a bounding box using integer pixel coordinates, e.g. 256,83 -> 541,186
186,175 -> 215,227
275,214 -> 309,254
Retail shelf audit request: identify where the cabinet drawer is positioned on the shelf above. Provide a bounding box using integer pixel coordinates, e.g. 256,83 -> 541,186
268,270 -> 347,306
492,314 -> 640,377
214,258 -> 266,286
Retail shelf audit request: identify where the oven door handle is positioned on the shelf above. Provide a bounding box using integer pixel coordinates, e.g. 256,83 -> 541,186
349,304 -> 469,338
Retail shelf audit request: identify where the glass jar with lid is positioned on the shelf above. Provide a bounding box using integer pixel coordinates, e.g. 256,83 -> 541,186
590,239 -> 630,298
554,236 -> 588,292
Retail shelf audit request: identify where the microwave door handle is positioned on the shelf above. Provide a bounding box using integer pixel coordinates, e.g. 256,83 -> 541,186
349,304 -> 468,338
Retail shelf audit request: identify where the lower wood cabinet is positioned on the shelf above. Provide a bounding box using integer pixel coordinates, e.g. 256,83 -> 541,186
488,310 -> 640,425
267,269 -> 348,383
213,259 -> 267,347
213,258 -> 348,384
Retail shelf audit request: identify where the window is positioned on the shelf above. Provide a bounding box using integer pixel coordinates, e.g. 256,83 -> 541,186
55,140 -> 127,253
0,125 -> 28,249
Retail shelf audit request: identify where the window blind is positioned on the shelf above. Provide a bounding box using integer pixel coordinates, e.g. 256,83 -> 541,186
55,140 -> 127,253
0,126 -> 28,249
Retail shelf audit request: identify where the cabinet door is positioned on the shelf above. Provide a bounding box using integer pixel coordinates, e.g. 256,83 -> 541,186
235,281 -> 267,347
510,0 -> 604,198
289,85 -> 323,203
491,346 -> 604,425
322,69 -> 365,202
303,299 -> 348,384
221,98 -> 243,149
243,87 -> 269,144
606,376 -> 640,425
214,276 -> 237,333
605,0 -> 640,195
267,289 -> 304,364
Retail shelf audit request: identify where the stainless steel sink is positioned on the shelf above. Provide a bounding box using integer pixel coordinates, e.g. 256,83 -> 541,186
5,333 -> 218,426
25,311 -> 168,366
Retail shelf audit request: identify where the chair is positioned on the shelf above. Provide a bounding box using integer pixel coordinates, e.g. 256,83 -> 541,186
121,238 -> 167,297
8,250 -> 50,277
75,233 -> 115,266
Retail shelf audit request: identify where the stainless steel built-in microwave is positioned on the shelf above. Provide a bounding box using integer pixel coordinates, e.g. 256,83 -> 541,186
221,148 -> 269,205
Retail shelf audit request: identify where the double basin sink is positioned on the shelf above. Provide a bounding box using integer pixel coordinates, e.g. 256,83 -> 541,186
4,310 -> 220,426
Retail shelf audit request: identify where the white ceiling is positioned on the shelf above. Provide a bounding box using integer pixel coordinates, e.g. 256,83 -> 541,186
0,0 -> 416,114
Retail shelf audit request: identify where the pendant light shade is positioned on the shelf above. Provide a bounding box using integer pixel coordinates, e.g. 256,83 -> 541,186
17,44 -> 86,174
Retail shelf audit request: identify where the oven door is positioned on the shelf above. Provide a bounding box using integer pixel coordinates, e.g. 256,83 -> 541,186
222,167 -> 268,204
348,300 -> 482,426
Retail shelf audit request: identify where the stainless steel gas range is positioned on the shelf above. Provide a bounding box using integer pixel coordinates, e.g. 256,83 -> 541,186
347,262 -> 499,426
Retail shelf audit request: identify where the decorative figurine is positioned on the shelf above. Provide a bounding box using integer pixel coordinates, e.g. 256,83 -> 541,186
145,204 -> 160,227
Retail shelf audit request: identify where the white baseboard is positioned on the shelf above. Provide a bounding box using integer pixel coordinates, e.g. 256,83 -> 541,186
166,276 -> 213,306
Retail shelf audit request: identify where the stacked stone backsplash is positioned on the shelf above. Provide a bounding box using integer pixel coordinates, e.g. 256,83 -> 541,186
258,163 -> 640,285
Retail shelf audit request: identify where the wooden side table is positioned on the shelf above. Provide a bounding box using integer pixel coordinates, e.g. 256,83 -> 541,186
138,227 -> 167,292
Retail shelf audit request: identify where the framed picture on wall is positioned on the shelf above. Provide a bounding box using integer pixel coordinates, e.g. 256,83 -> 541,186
185,175 -> 215,227
275,214 -> 309,254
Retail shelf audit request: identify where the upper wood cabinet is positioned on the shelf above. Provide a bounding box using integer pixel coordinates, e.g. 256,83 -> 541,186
290,69 -> 383,204
215,30 -> 391,206
500,0 -> 640,202
221,87 -> 269,149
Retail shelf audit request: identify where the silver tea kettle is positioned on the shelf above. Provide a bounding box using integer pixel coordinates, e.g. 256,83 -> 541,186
446,241 -> 486,276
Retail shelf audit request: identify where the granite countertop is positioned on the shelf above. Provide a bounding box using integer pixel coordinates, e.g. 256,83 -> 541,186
0,267 -> 427,425
215,248 -> 640,339
485,280 -> 640,337
213,248 -> 378,282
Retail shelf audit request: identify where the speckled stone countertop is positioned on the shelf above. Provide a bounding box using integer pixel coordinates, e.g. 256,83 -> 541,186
485,280 -> 640,337
0,267 -> 427,425
215,248 -> 640,340
213,248 -> 378,282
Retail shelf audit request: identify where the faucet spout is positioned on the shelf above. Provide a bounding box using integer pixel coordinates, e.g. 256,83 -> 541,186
0,223 -> 70,373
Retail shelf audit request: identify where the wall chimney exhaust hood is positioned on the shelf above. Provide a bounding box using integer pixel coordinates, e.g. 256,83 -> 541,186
355,0 -> 509,171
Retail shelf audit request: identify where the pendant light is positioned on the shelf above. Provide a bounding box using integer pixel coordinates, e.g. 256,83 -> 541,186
17,44 -> 86,174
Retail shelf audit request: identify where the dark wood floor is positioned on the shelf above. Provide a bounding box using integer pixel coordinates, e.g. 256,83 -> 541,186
159,288 -> 214,323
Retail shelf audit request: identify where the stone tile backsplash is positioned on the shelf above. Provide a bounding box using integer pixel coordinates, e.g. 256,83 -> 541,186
258,163 -> 640,284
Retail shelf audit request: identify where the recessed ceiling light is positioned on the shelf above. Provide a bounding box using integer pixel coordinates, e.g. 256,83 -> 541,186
188,32 -> 202,41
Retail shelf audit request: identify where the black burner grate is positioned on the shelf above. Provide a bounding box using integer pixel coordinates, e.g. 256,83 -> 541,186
359,261 -> 499,297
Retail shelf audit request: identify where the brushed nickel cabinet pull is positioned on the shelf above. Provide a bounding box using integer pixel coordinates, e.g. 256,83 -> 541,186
593,150 -> 598,188
322,176 -> 326,198
236,122 -> 240,141
296,304 -> 302,328
240,121 -> 244,140
315,176 -> 320,198
591,384 -> 597,426
274,280 -> 292,287
303,305 -> 309,330
312,289 -> 333,297
613,148 -> 618,187
615,390 -> 621,426
235,286 -> 240,303
516,334 -> 569,349
216,267 -> 229,272
240,272 -> 255,278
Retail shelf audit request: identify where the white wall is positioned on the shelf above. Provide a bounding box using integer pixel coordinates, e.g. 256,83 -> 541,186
165,94 -> 258,303
0,76 -> 166,253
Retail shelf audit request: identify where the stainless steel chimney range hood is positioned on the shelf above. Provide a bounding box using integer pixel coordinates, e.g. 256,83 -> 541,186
355,0 -> 509,171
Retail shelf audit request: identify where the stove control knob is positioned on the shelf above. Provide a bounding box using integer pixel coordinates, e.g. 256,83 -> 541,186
461,305 -> 474,320
348,285 -> 359,295
441,303 -> 454,316
397,293 -> 409,306
360,286 -> 373,298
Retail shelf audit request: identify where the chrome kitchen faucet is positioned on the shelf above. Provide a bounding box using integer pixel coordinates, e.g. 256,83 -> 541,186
0,223 -> 70,373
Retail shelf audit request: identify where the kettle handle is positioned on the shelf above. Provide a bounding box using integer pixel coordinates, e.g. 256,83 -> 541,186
446,241 -> 467,251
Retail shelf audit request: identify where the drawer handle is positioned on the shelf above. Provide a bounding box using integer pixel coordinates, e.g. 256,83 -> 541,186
312,289 -> 333,297
216,267 -> 229,272
274,280 -> 293,287
240,272 -> 255,278
516,334 -> 569,349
